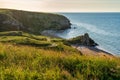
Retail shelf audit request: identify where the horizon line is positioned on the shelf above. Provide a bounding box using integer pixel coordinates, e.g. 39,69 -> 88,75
0,8 -> 120,13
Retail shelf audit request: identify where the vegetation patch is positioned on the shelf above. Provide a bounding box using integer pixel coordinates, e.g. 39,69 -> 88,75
0,9 -> 71,34
0,43 -> 120,80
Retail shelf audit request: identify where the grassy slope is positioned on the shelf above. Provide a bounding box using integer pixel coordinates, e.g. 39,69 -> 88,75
0,9 -> 70,34
0,31 -> 80,54
0,9 -> 120,80
0,31 -> 120,80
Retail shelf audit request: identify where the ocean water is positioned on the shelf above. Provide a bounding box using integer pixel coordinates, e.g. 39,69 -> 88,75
57,13 -> 120,55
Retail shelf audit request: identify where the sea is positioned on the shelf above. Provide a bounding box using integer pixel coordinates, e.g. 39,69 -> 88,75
56,13 -> 120,55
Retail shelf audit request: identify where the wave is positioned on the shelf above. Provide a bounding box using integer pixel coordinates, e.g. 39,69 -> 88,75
73,22 -> 119,37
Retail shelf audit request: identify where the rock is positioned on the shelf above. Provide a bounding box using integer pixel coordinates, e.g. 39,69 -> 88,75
81,33 -> 98,46
81,33 -> 90,46
72,27 -> 77,29
68,33 -> 98,47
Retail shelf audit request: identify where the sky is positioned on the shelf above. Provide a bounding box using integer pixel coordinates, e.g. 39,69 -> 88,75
0,0 -> 120,12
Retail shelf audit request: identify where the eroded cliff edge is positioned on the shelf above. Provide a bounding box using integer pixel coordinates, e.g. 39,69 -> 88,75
0,9 -> 71,34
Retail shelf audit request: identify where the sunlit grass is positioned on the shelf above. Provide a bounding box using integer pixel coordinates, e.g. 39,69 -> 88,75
0,43 -> 120,80
0,31 -> 120,80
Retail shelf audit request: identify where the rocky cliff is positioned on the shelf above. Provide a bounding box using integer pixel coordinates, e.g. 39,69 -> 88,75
0,9 -> 71,34
68,33 -> 98,46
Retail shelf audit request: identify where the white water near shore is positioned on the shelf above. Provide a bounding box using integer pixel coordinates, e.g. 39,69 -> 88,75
56,13 -> 120,55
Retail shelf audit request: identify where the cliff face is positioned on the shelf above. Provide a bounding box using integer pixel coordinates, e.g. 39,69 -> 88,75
0,13 -> 23,31
68,33 -> 98,47
0,9 -> 71,34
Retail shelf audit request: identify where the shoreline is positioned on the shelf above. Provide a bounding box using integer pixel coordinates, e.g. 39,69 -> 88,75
72,45 -> 115,58
96,46 -> 115,55
41,30 -> 115,57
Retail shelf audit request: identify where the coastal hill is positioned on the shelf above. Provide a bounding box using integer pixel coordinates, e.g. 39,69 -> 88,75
0,9 -> 71,34
0,9 -> 120,80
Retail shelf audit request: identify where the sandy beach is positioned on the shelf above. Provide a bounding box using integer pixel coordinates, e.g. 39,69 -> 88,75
41,30 -> 115,58
72,45 -> 115,58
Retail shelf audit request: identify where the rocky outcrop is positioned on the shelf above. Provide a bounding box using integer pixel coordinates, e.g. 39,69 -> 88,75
0,9 -> 71,34
80,33 -> 98,46
68,33 -> 98,46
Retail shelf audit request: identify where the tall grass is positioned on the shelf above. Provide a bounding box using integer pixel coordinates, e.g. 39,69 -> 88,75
0,43 -> 120,80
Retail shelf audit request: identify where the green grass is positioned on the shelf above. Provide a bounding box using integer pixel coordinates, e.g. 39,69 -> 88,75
0,31 -> 120,80
0,43 -> 120,80
0,31 -> 79,53
1,9 -> 120,80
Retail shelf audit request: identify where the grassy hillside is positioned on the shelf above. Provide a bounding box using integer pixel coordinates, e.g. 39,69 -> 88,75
0,9 -> 120,80
0,9 -> 71,34
0,31 -> 120,80
0,43 -> 120,80
0,31 -> 80,53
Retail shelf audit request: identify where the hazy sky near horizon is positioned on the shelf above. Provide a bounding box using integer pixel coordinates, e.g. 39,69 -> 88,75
0,0 -> 120,12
